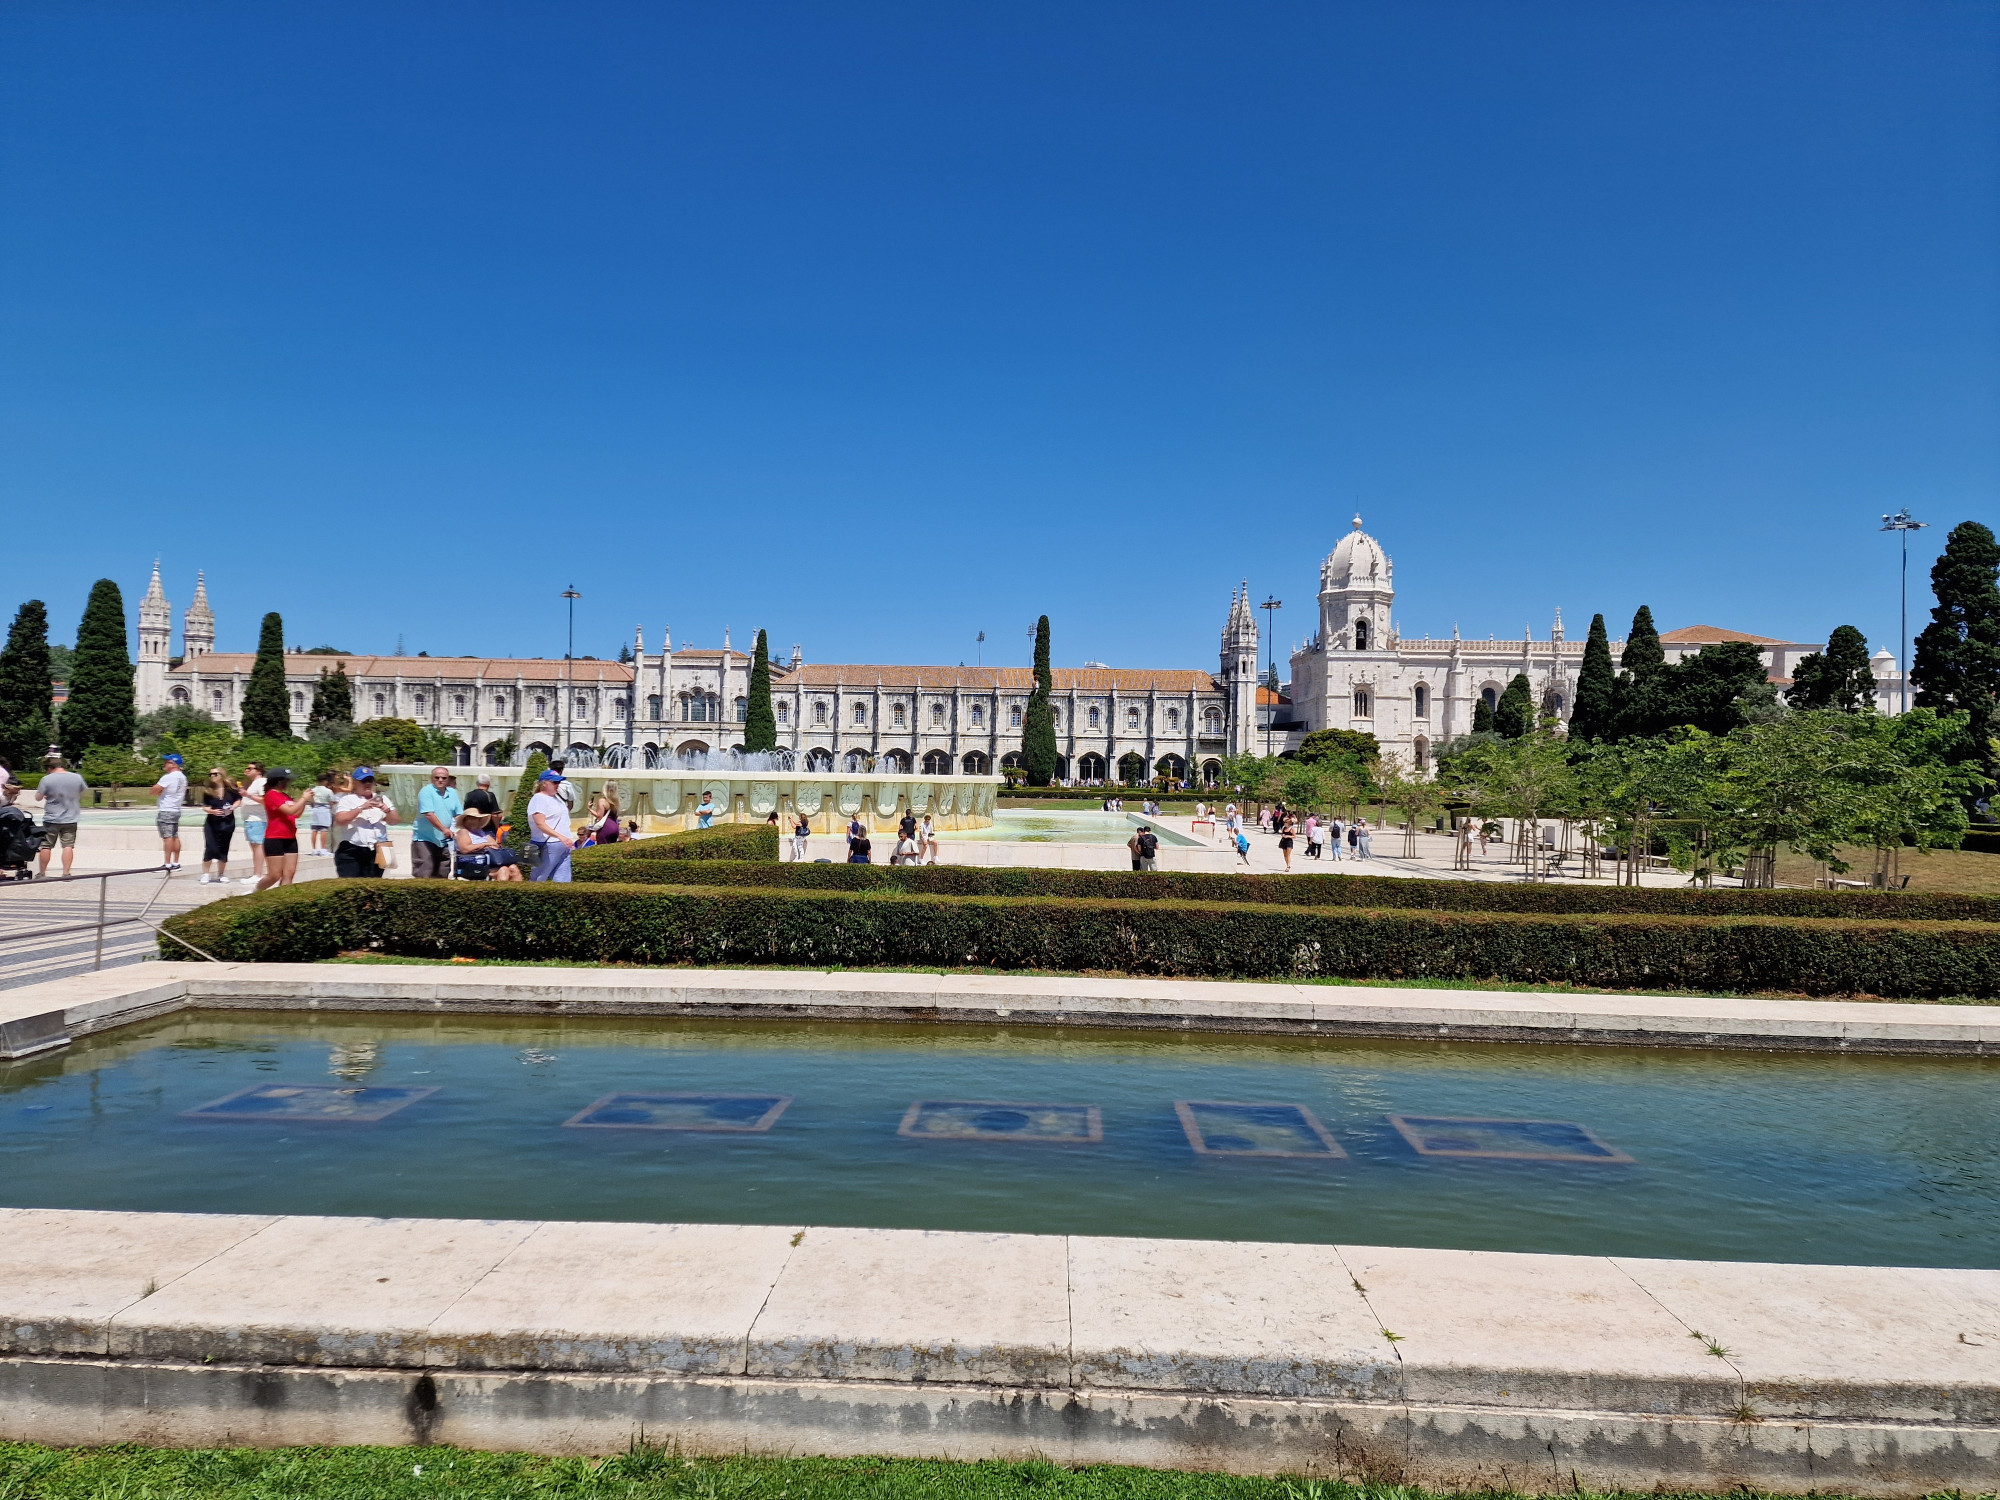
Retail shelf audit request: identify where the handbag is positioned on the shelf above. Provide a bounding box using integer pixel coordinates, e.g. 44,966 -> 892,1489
375,841 -> 396,870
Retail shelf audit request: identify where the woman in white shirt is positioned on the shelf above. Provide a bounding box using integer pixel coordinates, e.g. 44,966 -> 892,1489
238,763 -> 267,885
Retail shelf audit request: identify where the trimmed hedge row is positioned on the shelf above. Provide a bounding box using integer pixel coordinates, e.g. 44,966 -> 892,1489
157,879 -> 2000,998
569,854 -> 2000,922
603,824 -> 779,862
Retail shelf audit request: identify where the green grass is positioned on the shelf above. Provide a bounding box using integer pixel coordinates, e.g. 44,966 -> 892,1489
316,952 -> 1995,1005
0,1443 -> 1869,1500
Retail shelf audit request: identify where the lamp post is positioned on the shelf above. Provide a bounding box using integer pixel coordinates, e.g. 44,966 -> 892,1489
561,586 -> 580,757
1259,595 -> 1282,755
1880,510 -> 1926,714
975,630 -> 985,667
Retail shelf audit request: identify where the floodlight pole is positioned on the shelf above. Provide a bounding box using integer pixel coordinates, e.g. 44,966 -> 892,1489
1880,510 -> 1926,714
561,586 -> 580,755
1259,596 -> 1282,756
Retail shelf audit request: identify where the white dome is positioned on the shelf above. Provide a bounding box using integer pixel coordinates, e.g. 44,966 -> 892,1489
1322,515 -> 1392,591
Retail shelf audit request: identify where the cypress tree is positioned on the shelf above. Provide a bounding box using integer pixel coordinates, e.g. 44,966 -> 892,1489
1913,521 -> 2000,765
1621,604 -> 1665,677
503,750 -> 549,862
1567,612 -> 1616,741
61,580 -> 135,762
1022,614 -> 1058,786
1493,672 -> 1535,738
0,600 -> 54,770
1470,697 -> 1496,734
1787,625 -> 1877,712
241,611 -> 293,739
1611,604 -> 1667,739
743,630 -> 777,752
308,663 -> 353,728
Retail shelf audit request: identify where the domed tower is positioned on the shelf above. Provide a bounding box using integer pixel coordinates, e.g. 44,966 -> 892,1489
135,560 -> 171,713
1318,516 -> 1394,654
182,571 -> 214,660
1219,582 -> 1259,754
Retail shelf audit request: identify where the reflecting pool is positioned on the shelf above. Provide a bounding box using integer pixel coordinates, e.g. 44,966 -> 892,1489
4,1011 -> 1996,1267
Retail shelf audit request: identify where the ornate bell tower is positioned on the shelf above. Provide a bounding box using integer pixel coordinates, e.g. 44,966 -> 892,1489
135,561 -> 171,713
1219,582 -> 1259,754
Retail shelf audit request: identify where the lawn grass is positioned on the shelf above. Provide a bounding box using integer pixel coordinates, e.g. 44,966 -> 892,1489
1772,846 -> 2000,896
0,1442 -> 1825,1500
317,952 -> 1995,1005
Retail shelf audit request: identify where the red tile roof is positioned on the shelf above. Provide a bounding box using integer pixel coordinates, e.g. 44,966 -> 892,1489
788,665 -> 1219,692
1658,626 -> 1796,647
169,654 -> 637,684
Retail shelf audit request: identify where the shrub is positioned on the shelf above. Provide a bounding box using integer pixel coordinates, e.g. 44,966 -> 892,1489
570,855 -> 2000,922
158,879 -> 2000,998
581,823 -> 778,862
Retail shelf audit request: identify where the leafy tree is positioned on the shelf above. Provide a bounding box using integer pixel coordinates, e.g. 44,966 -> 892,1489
1372,752 -> 1443,854
743,630 -> 778,753
503,750 -> 548,863
1022,615 -> 1058,786
1439,729 -> 1576,876
1296,728 -> 1379,765
301,645 -> 349,655
79,743 -> 156,788
136,704 -> 219,751
0,599 -> 54,770
308,663 -> 354,729
1567,613 -> 1616,741
61,580 -> 135,762
1493,673 -> 1534,738
1786,625 -> 1876,712
1652,642 -> 1769,736
1470,697 -> 1495,734
241,612 -> 293,740
1912,520 -> 2000,779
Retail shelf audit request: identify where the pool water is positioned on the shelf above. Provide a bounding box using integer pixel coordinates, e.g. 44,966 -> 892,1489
939,809 -> 1202,845
4,1011 -> 1996,1267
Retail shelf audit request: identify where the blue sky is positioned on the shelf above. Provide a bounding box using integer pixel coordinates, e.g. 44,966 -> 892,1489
3,1 -> 1995,675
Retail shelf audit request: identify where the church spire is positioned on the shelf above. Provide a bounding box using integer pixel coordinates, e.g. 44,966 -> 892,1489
182,569 -> 214,658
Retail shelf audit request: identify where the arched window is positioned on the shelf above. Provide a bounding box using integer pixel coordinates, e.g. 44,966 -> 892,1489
881,748 -> 911,772
170,687 -> 189,706
1088,706 -> 1101,729
813,700 -> 828,725
1413,736 -> 1430,771
805,747 -> 834,771
1203,707 -> 1222,735
1078,752 -> 1107,782
843,749 -> 869,772
1413,684 -> 1429,718
970,704 -> 984,727
776,702 -> 790,725
1126,706 -> 1141,730
1200,758 -> 1222,787
373,693 -> 386,715
734,697 -> 748,721
494,695 -> 507,717
1166,707 -> 1180,730
453,694 -> 467,716
1482,686 -> 1498,710
1354,619 -> 1371,651
211,690 -> 225,711
574,694 -> 589,717
1009,703 -> 1023,728
1353,689 -> 1372,718
922,749 -> 952,775
851,702 -> 867,726
893,702 -> 907,727
1552,693 -> 1566,714
962,751 -> 990,775
1051,707 -> 1061,728
1117,751 -> 1148,784
484,740 -> 510,766
647,695 -> 661,720
930,701 -> 945,727
415,694 -> 427,714
1000,751 -> 1023,771
534,695 -> 548,719
614,699 -> 628,721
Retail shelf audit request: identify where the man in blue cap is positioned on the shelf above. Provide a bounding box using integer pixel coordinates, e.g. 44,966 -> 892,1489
528,768 -> 576,882
150,753 -> 188,873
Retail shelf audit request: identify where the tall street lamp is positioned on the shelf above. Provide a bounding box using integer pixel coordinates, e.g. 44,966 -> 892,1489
1259,595 -> 1282,755
1880,510 -> 1926,714
561,586 -> 580,757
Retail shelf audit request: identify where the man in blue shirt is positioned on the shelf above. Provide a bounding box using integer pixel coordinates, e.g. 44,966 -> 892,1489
412,766 -> 463,879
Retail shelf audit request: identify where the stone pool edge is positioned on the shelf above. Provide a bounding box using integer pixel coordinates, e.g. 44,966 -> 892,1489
4,962 -> 1999,1058
1,1207 -> 1996,1495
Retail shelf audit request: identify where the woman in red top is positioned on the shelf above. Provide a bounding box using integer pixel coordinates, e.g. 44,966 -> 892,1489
255,769 -> 313,891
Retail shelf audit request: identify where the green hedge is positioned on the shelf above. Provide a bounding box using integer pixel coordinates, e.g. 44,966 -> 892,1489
571,855 -> 2000,922
593,824 -> 778,862
158,880 -> 2000,998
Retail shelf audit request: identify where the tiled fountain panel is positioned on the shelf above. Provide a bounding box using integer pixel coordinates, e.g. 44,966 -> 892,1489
1388,1114 -> 1633,1162
563,1092 -> 793,1132
1176,1100 -> 1345,1158
180,1083 -> 439,1125
898,1100 -> 1103,1144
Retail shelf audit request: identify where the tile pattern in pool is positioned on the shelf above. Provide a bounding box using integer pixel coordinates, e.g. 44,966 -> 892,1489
181,1083 -> 438,1124
4,1011 -> 1998,1266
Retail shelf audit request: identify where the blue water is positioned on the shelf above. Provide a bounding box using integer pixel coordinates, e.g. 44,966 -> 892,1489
3,1010 -> 1995,1266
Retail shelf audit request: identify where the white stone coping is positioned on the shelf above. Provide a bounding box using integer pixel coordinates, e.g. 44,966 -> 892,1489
4,962 -> 1999,1057
3,1205 -> 1997,1427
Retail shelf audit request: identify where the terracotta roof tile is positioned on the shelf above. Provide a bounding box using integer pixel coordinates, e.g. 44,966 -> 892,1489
170,655 -> 637,684
1658,626 -> 1796,647
788,665 -> 1219,692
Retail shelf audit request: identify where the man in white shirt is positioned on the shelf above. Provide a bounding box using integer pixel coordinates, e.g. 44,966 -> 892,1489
528,769 -> 576,882
151,754 -> 188,873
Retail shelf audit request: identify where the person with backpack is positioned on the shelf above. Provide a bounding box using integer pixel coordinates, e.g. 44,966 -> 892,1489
1135,825 -> 1160,872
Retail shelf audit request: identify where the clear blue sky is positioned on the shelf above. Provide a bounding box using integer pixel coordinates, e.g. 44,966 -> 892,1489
4,1 -> 1995,674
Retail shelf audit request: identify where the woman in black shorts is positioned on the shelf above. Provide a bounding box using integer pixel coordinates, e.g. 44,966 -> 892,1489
1278,812 -> 1298,872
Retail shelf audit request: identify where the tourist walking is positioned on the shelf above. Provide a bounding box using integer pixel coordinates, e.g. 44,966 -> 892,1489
34,753 -> 86,879
412,767 -> 463,879
847,825 -> 872,864
1356,819 -> 1374,860
1234,827 -> 1252,865
453,810 -> 522,880
1278,812 -> 1297,871
238,762 -> 268,884
331,767 -> 395,880
255,769 -> 313,890
151,753 -> 188,873
1325,817 -> 1343,861
527,769 -> 576,882
587,784 -> 622,845
920,812 -> 938,864
198,767 -> 241,883
790,810 -> 811,861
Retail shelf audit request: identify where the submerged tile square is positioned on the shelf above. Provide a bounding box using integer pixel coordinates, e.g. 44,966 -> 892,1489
898,1100 -> 1102,1144
1176,1101 -> 1345,1158
181,1083 -> 437,1125
562,1092 -> 792,1133
1388,1114 -> 1632,1163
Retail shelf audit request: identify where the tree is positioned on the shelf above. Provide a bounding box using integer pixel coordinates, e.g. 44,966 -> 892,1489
1296,728 -> 1379,765
241,611 -> 292,740
1610,604 -> 1667,740
1372,752 -> 1443,855
743,630 -> 778,753
1470,697 -> 1496,734
1786,625 -> 1876,712
1022,615 -> 1058,786
1443,729 -> 1576,878
136,704 -> 219,751
503,750 -> 549,863
308,663 -> 354,729
61,580 -> 135,762
0,600 -> 54,770
1263,663 -> 1280,692
1567,613 -> 1616,741
1649,642 -> 1769,737
1493,673 -> 1534,739
1913,520 -> 2000,777
617,641 -> 635,665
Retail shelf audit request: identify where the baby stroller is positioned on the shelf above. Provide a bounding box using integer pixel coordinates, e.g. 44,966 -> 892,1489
0,804 -> 41,881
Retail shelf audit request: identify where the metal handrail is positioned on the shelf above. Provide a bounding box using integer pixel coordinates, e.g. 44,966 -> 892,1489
0,864 -> 172,971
